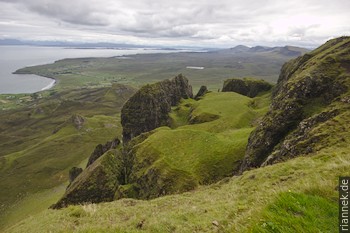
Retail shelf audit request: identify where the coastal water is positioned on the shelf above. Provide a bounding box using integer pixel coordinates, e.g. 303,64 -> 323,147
0,46 -> 176,94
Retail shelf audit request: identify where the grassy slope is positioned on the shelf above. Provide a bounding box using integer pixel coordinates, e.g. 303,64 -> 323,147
127,92 -> 270,195
0,85 -> 136,229
5,143 -> 346,233
14,51 -> 297,91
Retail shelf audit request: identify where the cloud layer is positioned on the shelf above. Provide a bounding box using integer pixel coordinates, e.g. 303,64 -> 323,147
0,0 -> 349,47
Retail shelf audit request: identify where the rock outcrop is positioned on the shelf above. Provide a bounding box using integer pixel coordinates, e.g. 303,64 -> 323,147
86,138 -> 120,168
52,150 -> 123,209
121,74 -> 193,142
222,78 -> 273,98
194,86 -> 209,100
240,36 -> 350,172
71,114 -> 85,130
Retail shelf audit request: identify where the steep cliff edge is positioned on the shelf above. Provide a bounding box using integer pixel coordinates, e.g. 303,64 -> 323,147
121,74 -> 193,142
240,36 -> 350,171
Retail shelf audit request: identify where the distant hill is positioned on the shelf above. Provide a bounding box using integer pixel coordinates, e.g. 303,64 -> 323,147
227,45 -> 310,56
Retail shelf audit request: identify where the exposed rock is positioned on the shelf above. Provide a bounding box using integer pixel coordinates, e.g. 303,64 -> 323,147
222,78 -> 273,98
68,167 -> 83,183
86,138 -> 120,168
71,114 -> 85,130
51,150 -> 123,209
240,36 -> 350,172
262,110 -> 340,166
121,74 -> 193,142
212,220 -> 220,227
194,86 -> 209,100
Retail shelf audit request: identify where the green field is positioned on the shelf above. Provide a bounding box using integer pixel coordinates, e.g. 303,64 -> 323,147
14,49 -> 302,92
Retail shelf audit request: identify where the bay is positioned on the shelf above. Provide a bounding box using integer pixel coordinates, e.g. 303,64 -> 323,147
0,46 -> 176,94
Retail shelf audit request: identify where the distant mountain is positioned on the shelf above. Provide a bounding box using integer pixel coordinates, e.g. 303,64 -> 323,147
229,45 -> 250,53
249,45 -> 271,52
224,45 -> 310,56
0,39 -> 25,45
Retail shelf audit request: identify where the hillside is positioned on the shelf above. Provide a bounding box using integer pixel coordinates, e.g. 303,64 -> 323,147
2,37 -> 350,232
241,36 -> 350,171
50,75 -> 270,209
0,84 -> 136,228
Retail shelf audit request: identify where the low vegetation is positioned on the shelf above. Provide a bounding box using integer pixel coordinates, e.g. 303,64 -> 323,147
1,38 -> 348,232
14,48 -> 305,92
5,142 -> 346,232
0,84 -> 136,229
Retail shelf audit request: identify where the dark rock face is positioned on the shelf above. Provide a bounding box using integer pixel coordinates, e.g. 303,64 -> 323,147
222,78 -> 273,98
261,110 -> 340,166
240,37 -> 350,172
121,74 -> 193,142
51,150 -> 123,209
86,138 -> 120,168
194,86 -> 209,100
68,167 -> 83,183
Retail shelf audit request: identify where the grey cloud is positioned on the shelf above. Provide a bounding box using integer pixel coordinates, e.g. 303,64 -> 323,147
1,0 -> 110,26
0,0 -> 349,47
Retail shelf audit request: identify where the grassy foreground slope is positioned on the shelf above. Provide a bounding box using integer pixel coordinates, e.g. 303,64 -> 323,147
0,84 -> 136,229
6,142 -> 346,232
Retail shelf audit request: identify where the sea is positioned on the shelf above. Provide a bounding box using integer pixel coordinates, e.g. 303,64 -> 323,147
0,46 -> 178,94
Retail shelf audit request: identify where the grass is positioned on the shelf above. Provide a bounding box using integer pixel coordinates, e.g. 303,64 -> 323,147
0,84 -> 136,229
126,91 -> 270,198
250,191 -> 337,232
5,142 -> 348,233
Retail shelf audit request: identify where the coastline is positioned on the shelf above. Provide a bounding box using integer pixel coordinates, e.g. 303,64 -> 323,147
40,78 -> 56,91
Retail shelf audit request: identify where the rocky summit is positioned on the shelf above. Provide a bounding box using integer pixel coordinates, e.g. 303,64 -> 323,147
240,36 -> 350,172
121,74 -> 193,142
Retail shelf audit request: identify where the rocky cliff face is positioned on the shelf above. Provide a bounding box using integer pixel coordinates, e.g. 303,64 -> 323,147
86,138 -> 120,168
222,78 -> 272,98
240,36 -> 350,172
121,74 -> 193,142
52,150 -> 123,209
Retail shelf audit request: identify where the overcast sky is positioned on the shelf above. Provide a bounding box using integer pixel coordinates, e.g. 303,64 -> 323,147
0,0 -> 349,47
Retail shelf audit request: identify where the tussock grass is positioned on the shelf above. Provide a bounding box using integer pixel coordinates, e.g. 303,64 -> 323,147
5,144 -> 348,232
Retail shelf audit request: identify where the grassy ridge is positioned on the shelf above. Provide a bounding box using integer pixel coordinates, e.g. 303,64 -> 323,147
124,91 -> 270,199
5,143 -> 346,232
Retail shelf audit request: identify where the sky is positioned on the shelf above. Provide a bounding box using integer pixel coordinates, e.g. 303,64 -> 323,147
0,0 -> 349,48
